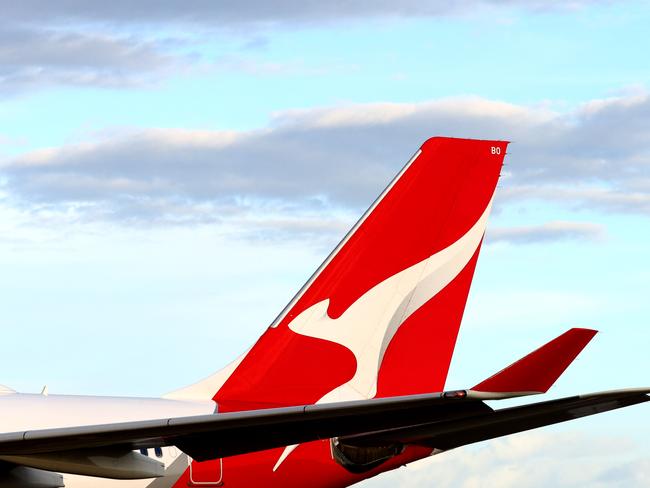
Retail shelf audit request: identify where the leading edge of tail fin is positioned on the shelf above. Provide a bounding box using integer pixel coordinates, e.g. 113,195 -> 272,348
470,328 -> 598,400
169,137 -> 508,408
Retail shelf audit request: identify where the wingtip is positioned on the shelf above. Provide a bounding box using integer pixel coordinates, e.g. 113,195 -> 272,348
569,327 -> 598,335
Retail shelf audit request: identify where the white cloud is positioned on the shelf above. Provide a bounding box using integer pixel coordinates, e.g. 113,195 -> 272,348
1,92 -> 648,243
0,0 -> 617,93
487,221 -> 606,244
2,1 -> 612,27
362,430 -> 649,488
0,27 -> 186,95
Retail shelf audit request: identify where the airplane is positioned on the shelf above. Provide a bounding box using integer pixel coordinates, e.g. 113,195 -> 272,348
0,136 -> 647,487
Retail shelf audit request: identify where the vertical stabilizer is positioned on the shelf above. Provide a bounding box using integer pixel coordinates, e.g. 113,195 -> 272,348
170,137 -> 508,410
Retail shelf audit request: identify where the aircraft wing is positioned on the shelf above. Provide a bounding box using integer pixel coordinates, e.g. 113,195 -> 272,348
0,328 -> 646,468
0,388 -> 647,463
0,391 -> 491,461
337,388 -> 650,450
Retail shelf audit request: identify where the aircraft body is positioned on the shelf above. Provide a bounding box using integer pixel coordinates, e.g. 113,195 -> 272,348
0,137 -> 647,487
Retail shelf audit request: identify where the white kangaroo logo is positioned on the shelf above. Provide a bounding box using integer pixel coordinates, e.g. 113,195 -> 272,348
273,197 -> 494,471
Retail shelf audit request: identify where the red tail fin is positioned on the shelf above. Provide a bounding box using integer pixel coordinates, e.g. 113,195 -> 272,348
170,137 -> 508,410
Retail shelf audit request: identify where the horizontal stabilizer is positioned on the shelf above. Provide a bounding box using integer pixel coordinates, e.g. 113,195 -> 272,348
471,328 -> 597,398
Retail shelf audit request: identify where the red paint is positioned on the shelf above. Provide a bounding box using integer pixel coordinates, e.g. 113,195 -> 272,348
176,137 -> 508,487
177,442 -> 433,488
216,137 -> 507,411
473,328 -> 598,394
376,244 -> 483,397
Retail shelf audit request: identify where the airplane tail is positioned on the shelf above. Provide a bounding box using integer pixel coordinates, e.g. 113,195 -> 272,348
167,137 -> 508,411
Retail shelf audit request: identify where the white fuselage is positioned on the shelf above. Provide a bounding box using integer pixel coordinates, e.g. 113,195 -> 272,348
0,391 -> 216,488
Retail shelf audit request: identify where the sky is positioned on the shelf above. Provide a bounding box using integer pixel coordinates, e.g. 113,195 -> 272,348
0,1 -> 649,486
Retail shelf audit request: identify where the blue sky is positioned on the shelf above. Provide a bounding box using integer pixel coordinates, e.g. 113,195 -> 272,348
0,1 -> 649,486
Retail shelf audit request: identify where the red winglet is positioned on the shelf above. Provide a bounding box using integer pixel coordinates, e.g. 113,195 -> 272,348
472,328 -> 598,395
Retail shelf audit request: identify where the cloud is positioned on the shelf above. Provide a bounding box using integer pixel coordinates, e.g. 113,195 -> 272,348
1,92 -> 648,240
487,221 -> 606,244
500,185 -> 650,216
1,1 -> 610,27
0,98 -> 538,212
0,26 -> 184,95
365,430 -> 649,488
598,458 -> 650,487
0,0 -> 613,94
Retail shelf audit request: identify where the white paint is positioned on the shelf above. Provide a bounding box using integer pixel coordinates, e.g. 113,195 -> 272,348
273,443 -> 298,472
289,197 -> 493,403
0,393 -> 215,434
0,395 -> 214,487
62,449 -> 187,488
273,197 -> 494,470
